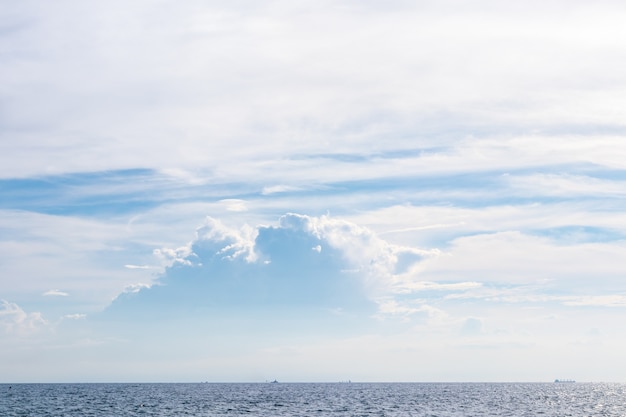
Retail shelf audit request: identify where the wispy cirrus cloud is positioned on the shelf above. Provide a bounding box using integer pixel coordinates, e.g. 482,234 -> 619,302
63,313 -> 86,320
561,295 -> 626,308
124,265 -> 159,270
2,1 -> 626,179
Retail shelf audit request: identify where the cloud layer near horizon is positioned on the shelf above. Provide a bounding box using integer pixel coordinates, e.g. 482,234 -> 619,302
3,211 -> 626,382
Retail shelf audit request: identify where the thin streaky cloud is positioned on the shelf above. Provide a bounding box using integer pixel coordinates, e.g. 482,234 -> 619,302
43,290 -> 69,297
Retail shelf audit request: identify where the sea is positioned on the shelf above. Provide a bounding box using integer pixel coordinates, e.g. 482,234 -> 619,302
2,382 -> 626,416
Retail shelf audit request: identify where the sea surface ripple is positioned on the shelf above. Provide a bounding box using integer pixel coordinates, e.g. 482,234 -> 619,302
2,382 -> 626,416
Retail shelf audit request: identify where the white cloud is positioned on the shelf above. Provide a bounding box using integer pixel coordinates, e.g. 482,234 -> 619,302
0,300 -> 47,336
219,199 -> 249,212
0,209 -> 168,312
43,289 -> 69,297
153,246 -> 194,266
107,213 -> 626,323
105,213 -> 446,318
63,314 -> 86,320
506,173 -> 626,198
561,295 -> 626,307
347,202 -> 626,249
122,283 -> 152,294
399,281 -> 483,293
289,215 -> 436,279
3,1 -> 626,179
196,217 -> 258,263
261,185 -> 302,195
376,300 -> 423,318
418,231 -> 626,289
124,264 -> 156,270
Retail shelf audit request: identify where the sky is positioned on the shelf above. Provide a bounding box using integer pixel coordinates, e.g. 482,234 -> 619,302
2,0 -> 626,383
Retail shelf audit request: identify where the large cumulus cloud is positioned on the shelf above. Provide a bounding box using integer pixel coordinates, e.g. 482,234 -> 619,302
105,213 -> 437,320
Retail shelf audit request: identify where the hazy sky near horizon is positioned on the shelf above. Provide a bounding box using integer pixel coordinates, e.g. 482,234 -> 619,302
3,0 -> 626,383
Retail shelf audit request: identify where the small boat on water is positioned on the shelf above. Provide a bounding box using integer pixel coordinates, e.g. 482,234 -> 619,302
554,379 -> 575,383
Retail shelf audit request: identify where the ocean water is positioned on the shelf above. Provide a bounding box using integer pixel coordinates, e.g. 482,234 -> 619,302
2,382 -> 626,416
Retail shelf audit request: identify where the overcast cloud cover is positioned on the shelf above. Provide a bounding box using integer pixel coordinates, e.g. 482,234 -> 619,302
2,0 -> 626,382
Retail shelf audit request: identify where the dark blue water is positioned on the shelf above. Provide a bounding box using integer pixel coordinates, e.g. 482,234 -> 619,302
2,382 -> 625,416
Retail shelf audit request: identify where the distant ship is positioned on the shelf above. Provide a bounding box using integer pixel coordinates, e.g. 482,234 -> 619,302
554,379 -> 575,383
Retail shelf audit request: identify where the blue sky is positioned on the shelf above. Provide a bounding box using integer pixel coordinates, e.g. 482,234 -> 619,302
3,0 -> 626,382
